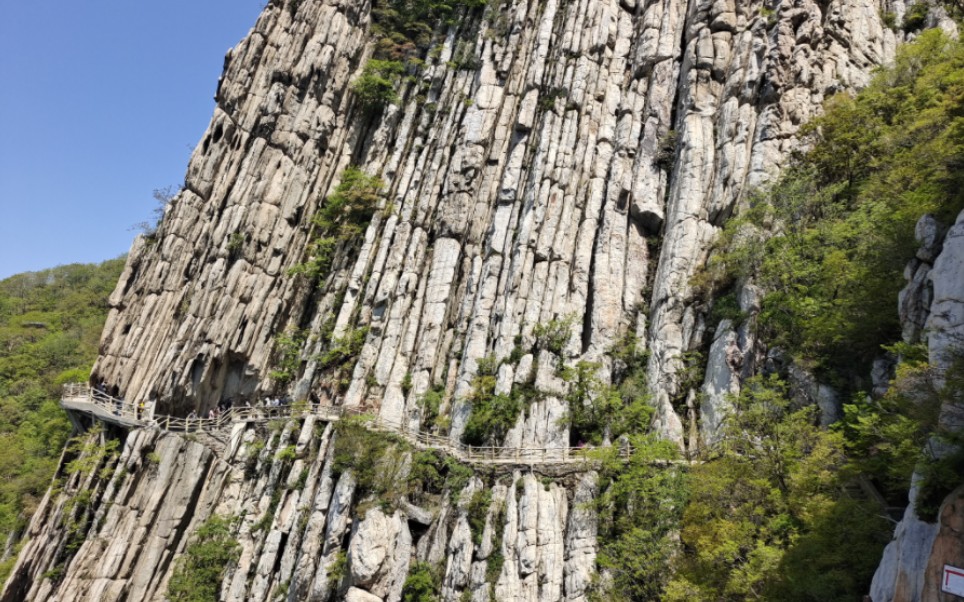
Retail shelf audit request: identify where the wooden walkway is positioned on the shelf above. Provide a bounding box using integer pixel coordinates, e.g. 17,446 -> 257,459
60,384 -> 624,467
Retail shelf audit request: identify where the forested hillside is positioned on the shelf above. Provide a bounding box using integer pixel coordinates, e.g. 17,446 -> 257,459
658,29 -> 964,600
0,259 -> 123,582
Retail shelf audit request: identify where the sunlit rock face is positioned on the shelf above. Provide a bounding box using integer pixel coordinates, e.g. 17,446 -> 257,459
1,0 -> 914,599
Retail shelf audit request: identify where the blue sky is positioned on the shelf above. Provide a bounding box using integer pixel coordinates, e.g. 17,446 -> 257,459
0,1 -> 266,279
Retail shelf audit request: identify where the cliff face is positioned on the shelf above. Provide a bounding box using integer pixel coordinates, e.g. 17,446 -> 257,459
90,0 -> 892,446
2,420 -> 598,602
2,0 -> 935,599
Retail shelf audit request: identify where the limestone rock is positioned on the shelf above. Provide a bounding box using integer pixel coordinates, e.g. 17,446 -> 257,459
1,0 -> 919,598
700,319 -> 741,445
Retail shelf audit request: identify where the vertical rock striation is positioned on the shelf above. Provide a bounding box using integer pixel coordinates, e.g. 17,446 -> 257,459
3,0 -> 928,599
90,0 -> 893,450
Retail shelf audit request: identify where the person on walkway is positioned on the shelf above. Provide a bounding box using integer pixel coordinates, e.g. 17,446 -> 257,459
187,410 -> 197,420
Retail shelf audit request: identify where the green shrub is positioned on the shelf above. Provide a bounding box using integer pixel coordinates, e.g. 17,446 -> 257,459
418,385 -> 445,430
352,60 -> 405,110
903,2 -> 928,30
290,167 -> 384,281
332,418 -> 408,507
654,130 -> 678,170
167,515 -> 240,602
697,31 -> 964,379
461,355 -> 525,446
467,489 -> 492,545
269,328 -> 306,386
402,561 -> 441,602
327,550 -> 348,586
562,360 -> 653,446
370,0 -> 487,62
276,445 -> 297,462
532,316 -> 574,355
407,449 -> 474,500
590,435 -> 688,601
881,10 -> 898,29
318,326 -> 369,392
665,376 -> 890,601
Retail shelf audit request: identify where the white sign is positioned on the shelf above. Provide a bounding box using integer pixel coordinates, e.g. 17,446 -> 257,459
943,565 -> 964,597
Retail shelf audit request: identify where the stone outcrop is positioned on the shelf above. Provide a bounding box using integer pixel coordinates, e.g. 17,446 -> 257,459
871,207 -> 964,602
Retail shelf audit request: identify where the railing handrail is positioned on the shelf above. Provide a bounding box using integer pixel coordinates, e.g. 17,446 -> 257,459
60,384 -> 685,466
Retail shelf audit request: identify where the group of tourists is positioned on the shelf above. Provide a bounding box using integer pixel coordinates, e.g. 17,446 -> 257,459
258,396 -> 291,408
186,406 -> 226,421
93,380 -> 153,420
183,394 -> 300,423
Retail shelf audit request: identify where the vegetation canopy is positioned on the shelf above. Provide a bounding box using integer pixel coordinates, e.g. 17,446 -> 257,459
0,258 -> 123,583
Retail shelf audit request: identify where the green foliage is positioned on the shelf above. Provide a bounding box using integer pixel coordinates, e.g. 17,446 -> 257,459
562,361 -> 653,446
461,355 -> 526,446
369,0 -> 486,62
402,561 -> 442,602
167,515 -> 241,602
276,445 -> 297,462
916,432 -> 964,520
227,231 -> 246,260
532,315 -> 574,355
317,168 -> 384,233
318,326 -> 370,392
352,59 -> 405,110
0,258 -> 123,583
132,186 -> 176,239
700,31 -> 964,377
654,129 -> 678,170
327,550 -> 348,586
467,489 -> 492,546
590,435 -> 689,601
251,487 -> 283,533
269,328 -> 306,386
418,385 -> 445,431
407,449 -> 473,500
840,359 -> 939,497
332,417 -> 409,509
842,354 -> 964,520
449,40 -> 480,71
486,500 -> 506,584
903,2 -> 929,30
64,427 -> 119,477
880,10 -> 898,29
291,167 -> 384,281
666,376 -> 890,601
537,86 -> 567,111
707,290 -> 746,327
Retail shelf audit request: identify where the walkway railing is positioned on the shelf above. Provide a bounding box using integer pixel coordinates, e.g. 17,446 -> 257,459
61,384 -> 659,466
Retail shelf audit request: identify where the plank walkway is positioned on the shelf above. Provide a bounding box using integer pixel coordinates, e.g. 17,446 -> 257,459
60,384 -> 627,467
